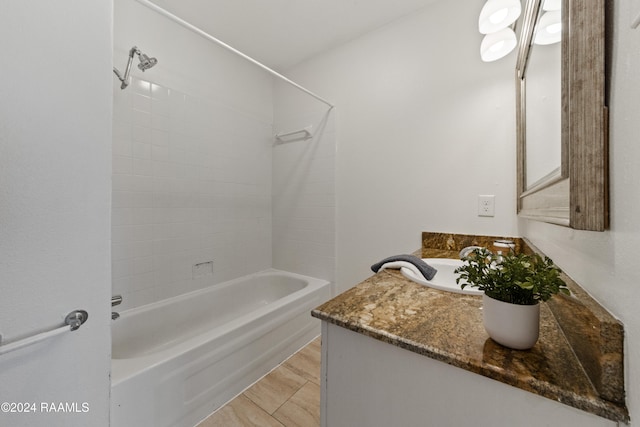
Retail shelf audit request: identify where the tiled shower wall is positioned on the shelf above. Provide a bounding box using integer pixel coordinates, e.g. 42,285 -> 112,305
272,86 -> 336,285
113,0 -> 336,310
112,77 -> 273,309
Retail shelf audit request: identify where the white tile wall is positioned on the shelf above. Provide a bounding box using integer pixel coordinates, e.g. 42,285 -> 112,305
272,110 -> 336,283
112,77 -> 273,309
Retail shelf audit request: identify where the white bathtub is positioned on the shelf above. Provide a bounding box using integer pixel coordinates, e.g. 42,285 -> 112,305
110,269 -> 331,427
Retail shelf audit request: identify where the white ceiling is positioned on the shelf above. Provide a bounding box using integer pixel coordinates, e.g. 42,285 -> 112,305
149,0 -> 440,70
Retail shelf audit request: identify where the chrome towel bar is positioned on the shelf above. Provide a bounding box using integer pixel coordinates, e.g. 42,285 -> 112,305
274,126 -> 313,142
0,310 -> 88,356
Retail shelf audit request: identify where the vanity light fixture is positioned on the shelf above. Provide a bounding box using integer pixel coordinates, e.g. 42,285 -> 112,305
480,27 -> 518,62
534,10 -> 561,45
478,0 -> 521,61
478,0 -> 522,34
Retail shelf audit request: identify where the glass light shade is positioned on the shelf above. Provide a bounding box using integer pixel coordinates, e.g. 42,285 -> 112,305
479,0 -> 522,34
542,0 -> 561,11
480,27 -> 517,62
534,11 -> 561,45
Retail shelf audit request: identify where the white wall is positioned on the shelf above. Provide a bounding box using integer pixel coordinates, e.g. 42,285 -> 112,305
113,0 -> 275,309
280,0 -> 518,293
519,1 -> 640,422
0,1 -> 112,426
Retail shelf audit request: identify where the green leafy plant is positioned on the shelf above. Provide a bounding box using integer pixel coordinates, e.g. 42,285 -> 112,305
455,248 -> 569,305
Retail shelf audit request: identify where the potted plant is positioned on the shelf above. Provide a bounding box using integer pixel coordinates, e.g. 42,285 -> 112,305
455,248 -> 569,350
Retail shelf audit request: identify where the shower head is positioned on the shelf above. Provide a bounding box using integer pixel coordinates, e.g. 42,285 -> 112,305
113,45 -> 158,89
137,52 -> 158,71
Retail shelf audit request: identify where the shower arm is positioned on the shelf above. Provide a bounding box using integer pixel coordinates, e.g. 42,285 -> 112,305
113,46 -> 142,90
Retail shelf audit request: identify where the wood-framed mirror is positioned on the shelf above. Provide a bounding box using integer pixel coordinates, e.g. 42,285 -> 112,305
516,0 -> 608,231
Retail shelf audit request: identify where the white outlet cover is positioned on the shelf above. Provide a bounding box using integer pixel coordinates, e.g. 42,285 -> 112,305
478,195 -> 495,217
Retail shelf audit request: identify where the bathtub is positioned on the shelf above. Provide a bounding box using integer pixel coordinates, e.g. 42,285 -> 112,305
110,269 -> 331,427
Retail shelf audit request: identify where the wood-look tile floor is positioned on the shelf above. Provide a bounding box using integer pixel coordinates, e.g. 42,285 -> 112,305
197,337 -> 321,427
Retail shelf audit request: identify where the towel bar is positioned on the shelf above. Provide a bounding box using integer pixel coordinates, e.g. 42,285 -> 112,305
274,126 -> 313,142
0,310 -> 88,356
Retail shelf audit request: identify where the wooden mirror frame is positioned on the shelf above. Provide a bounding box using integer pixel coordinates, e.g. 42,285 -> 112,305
516,0 -> 608,231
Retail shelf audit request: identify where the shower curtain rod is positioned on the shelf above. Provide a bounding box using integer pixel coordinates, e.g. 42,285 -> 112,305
133,0 -> 335,109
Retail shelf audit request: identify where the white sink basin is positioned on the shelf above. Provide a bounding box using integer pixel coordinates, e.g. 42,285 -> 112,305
400,258 -> 483,295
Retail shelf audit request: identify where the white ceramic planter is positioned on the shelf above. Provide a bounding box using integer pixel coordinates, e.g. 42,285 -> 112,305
482,293 -> 540,350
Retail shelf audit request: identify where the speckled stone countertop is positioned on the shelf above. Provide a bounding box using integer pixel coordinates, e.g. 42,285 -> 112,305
312,232 -> 629,423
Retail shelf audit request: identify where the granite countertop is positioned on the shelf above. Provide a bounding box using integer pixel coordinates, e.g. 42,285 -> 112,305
312,234 -> 629,423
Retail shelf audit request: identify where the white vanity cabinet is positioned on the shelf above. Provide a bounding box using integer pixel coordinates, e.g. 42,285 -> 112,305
319,322 -> 619,427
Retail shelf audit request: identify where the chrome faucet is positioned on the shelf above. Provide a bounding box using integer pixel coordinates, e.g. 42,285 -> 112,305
459,246 -> 484,259
459,241 -> 516,262
111,295 -> 122,321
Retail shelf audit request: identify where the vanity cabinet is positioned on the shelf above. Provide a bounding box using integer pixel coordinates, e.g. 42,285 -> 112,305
313,234 -> 628,425
319,322 -> 616,427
